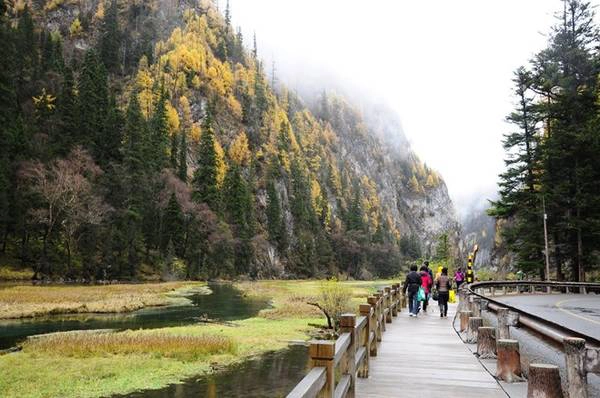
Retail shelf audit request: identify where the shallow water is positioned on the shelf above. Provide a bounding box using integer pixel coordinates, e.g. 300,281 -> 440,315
0,283 -> 269,349
114,344 -> 309,398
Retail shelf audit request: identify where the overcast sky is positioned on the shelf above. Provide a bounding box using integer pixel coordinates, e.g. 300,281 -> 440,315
226,0 -> 567,215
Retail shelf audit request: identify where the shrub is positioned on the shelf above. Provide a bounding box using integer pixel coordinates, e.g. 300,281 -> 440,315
308,279 -> 352,329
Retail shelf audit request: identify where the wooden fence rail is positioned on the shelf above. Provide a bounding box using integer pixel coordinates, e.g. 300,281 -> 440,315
287,283 -> 403,398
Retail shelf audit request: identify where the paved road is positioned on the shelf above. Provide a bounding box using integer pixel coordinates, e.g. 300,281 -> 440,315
495,293 -> 600,341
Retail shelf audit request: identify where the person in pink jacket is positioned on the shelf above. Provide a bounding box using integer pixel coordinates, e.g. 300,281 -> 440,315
419,265 -> 433,312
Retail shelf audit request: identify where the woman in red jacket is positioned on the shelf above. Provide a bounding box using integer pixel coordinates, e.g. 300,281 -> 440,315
419,265 -> 433,313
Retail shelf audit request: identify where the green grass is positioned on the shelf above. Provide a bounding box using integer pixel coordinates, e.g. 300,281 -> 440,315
0,279 -> 399,398
0,266 -> 34,281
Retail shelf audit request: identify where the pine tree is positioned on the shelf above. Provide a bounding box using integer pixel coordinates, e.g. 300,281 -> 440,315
224,164 -> 254,273
225,0 -> 231,26
149,91 -> 170,171
123,94 -> 149,199
16,5 -> 37,84
55,66 -> 77,154
489,68 -> 544,275
531,0 -> 599,280
266,179 -> 285,248
177,130 -> 188,182
290,158 -> 316,230
170,131 -> 179,171
78,50 -> 109,156
101,94 -> 124,165
347,188 -> 364,232
161,193 -> 184,255
100,0 -> 121,73
193,110 -> 220,209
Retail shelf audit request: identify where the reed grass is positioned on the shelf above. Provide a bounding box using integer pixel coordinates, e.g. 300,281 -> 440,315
26,330 -> 236,361
0,282 -> 205,319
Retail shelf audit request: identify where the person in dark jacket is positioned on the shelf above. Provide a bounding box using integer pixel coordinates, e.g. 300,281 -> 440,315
403,265 -> 422,317
435,267 -> 452,317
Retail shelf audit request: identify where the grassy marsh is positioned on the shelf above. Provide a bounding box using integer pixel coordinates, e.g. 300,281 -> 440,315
0,279 -> 397,398
0,282 -> 205,319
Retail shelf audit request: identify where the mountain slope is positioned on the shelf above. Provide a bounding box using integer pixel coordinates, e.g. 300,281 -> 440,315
0,0 -> 459,280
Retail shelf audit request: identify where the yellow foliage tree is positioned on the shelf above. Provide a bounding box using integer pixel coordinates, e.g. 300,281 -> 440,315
215,139 -> 227,188
425,173 -> 436,188
136,57 -> 155,118
69,18 -> 82,37
165,101 -> 180,135
311,179 -> 322,216
229,132 -> 251,166
409,174 -> 421,193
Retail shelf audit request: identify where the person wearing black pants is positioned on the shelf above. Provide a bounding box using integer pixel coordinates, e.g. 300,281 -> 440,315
435,267 -> 452,317
402,265 -> 422,316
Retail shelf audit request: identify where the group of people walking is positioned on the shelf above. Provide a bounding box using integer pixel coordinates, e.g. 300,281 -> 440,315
402,262 -> 465,318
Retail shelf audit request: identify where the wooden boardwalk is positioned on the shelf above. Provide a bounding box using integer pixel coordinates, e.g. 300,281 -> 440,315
356,303 -> 507,398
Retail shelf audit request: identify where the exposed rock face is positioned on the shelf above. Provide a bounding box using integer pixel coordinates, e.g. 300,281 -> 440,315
324,99 -> 461,255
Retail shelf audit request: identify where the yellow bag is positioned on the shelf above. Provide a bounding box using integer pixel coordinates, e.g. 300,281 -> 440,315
449,289 -> 456,303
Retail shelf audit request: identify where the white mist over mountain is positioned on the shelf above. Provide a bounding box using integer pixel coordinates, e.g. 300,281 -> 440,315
226,0 -> 563,215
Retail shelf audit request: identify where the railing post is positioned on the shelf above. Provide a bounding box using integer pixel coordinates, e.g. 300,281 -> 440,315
309,340 -> 335,398
491,286 -> 495,297
563,337 -> 588,398
375,291 -> 386,333
339,314 -> 356,398
368,296 -> 381,343
358,304 -> 372,372
527,364 -> 563,398
471,297 -> 481,317
391,284 -> 399,316
496,339 -> 523,382
497,307 -> 510,340
459,310 -> 473,332
384,287 -> 392,323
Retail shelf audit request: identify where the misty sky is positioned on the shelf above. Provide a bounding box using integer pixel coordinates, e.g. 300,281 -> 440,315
226,0 -> 568,215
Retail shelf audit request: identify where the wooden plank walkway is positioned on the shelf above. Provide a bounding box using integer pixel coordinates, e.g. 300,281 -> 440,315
356,303 -> 507,398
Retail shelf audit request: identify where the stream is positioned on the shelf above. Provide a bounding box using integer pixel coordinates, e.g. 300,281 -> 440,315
0,283 -> 268,349
0,282 -> 309,397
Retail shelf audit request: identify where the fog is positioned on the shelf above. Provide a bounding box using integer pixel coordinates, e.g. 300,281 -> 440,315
226,0 -> 563,215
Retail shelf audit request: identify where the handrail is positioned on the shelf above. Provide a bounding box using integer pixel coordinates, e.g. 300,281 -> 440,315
467,280 -> 600,347
286,283 -> 404,398
287,367 -> 327,398
461,280 -> 600,396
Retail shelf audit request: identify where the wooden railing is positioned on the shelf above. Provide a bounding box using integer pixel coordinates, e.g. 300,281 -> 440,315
287,283 -> 404,398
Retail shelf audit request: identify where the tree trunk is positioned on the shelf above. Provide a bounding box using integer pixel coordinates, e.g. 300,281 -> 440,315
527,363 -> 563,398
496,339 -> 523,382
477,326 -> 497,359
466,317 -> 483,344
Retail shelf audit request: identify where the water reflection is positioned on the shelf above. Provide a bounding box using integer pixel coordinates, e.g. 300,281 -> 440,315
115,344 -> 309,398
0,283 -> 269,349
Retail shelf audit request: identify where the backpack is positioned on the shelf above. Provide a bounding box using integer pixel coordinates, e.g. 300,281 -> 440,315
455,271 -> 464,282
